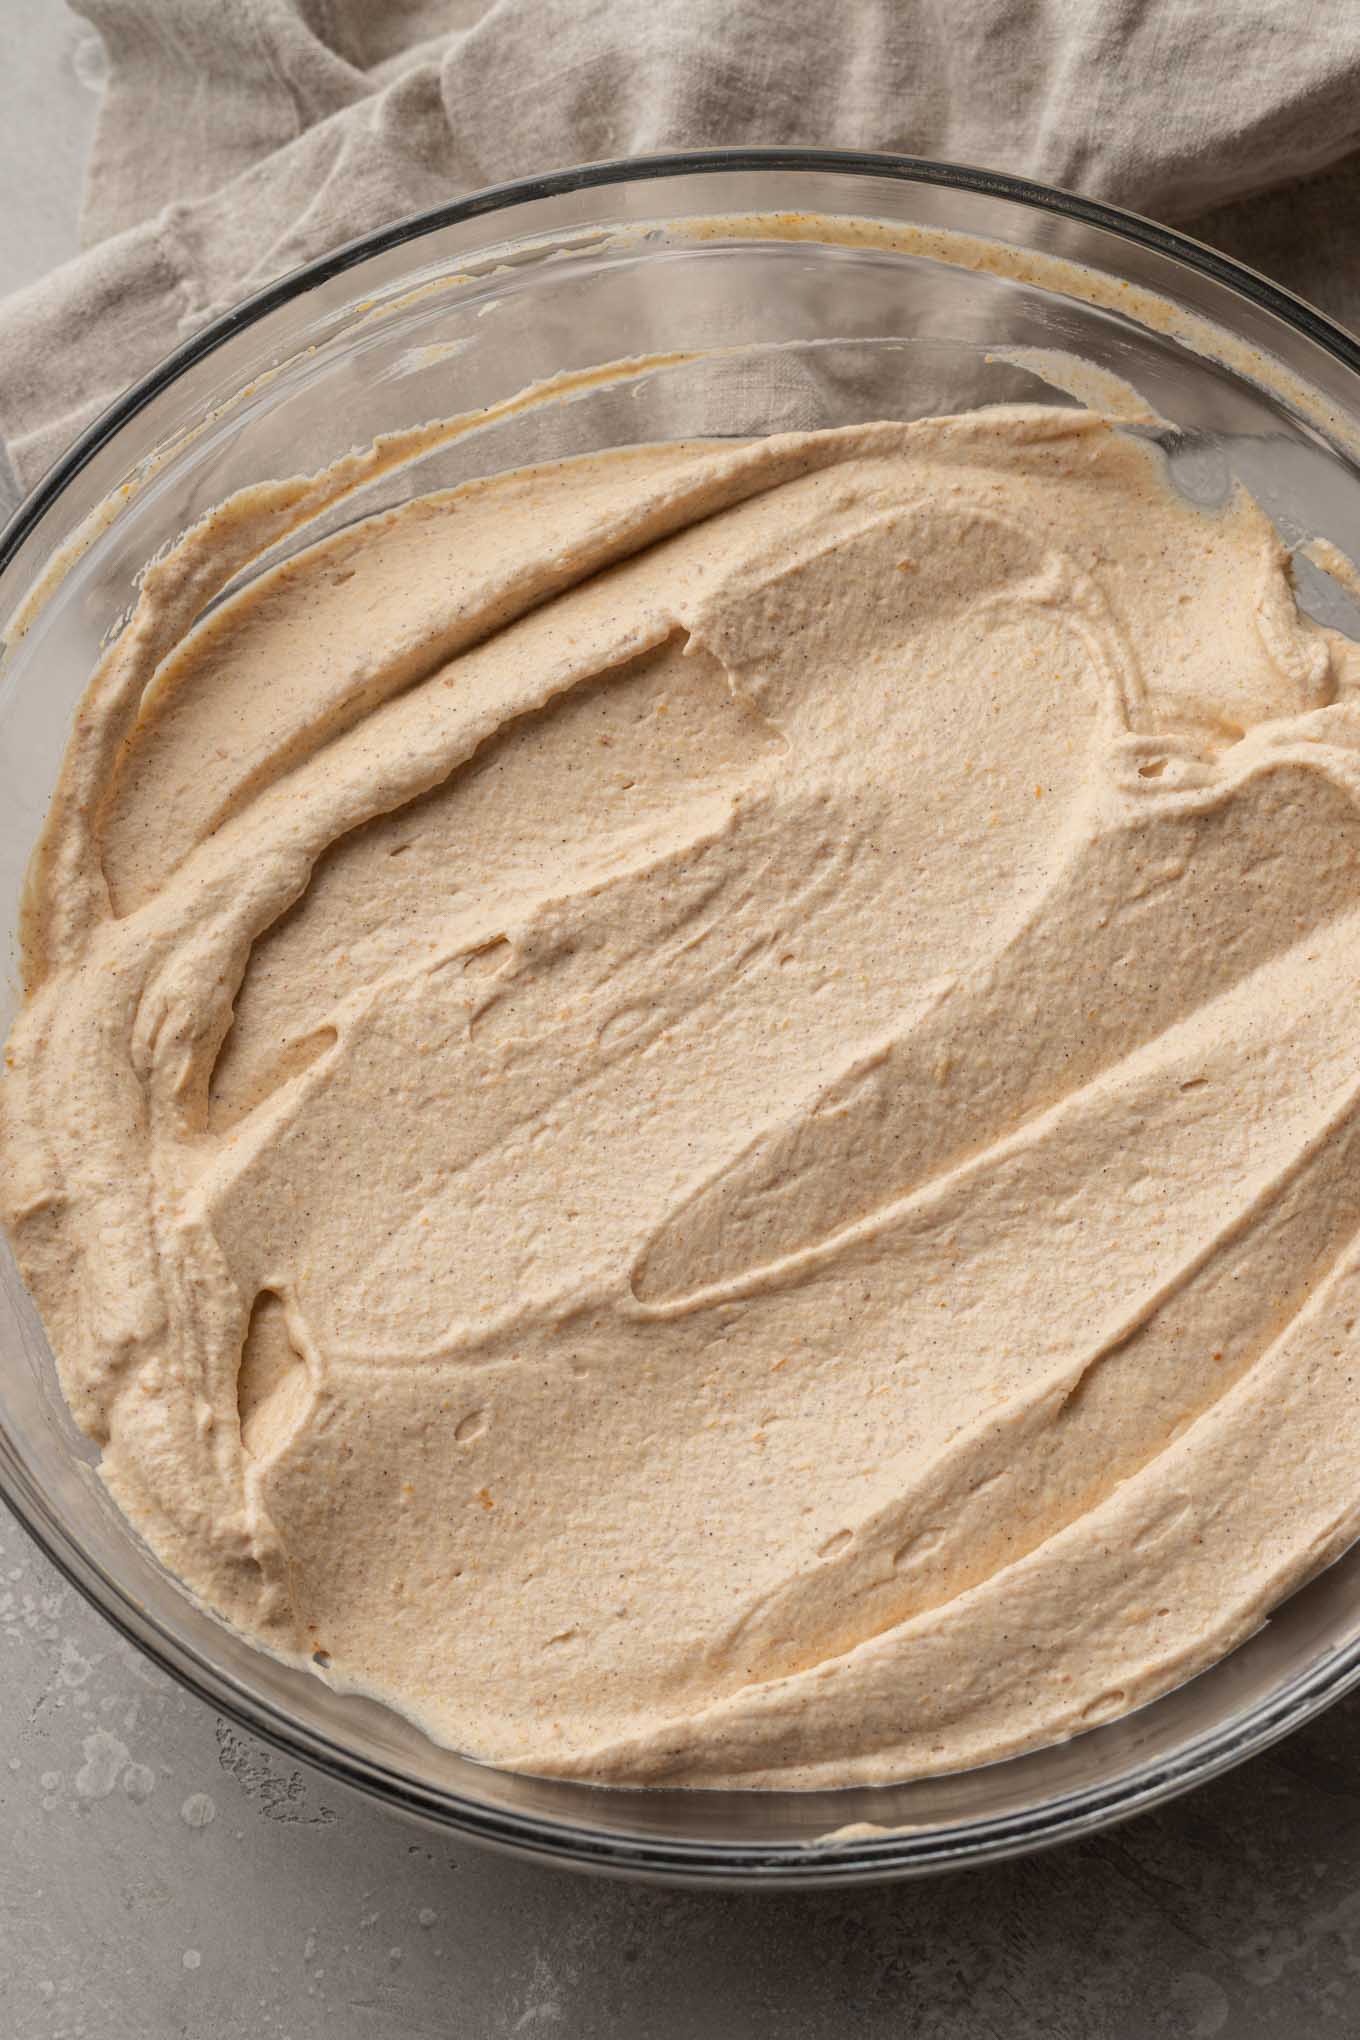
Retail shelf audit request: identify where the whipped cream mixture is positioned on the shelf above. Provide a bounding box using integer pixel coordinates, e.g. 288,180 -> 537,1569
6,404 -> 1360,1787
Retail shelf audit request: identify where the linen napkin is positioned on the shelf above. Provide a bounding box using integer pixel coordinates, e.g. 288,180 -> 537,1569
6,0 -> 1360,513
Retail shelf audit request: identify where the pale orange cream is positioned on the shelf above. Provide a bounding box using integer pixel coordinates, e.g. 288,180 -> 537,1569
6,406 -> 1360,1787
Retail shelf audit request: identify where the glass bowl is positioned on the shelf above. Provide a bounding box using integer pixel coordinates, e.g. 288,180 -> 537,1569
5,150 -> 1360,1889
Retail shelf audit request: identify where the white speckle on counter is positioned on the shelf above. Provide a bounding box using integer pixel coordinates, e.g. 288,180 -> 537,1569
180,1791 -> 217,1828
74,1730 -> 129,1799
121,1762 -> 156,1802
57,1636 -> 94,1687
182,1949 -> 201,1972
511,1951 -> 566,2031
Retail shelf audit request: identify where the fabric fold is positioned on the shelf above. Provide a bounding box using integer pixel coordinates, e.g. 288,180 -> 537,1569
4,0 -> 1360,504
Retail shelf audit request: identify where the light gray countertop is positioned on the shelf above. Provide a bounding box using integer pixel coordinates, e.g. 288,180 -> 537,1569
6,8 -> 1360,2037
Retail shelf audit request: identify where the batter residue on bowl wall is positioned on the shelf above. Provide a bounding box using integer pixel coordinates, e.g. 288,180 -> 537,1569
6,400 -> 1360,1788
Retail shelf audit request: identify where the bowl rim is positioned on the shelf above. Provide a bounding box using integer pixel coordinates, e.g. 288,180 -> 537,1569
6,144 -> 1360,1886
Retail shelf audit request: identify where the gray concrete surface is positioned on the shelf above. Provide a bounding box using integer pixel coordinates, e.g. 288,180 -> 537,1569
7,7 -> 1360,2036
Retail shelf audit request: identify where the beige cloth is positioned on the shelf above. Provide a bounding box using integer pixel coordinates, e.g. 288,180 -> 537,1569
4,0 -> 1360,510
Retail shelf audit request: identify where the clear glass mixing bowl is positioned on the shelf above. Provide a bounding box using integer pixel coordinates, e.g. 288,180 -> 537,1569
5,151 -> 1360,1888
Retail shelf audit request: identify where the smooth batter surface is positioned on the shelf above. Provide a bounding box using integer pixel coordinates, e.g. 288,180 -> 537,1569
6,404 -> 1360,1788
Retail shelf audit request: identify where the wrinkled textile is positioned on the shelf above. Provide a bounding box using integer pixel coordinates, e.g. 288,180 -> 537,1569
3,0 -> 1360,506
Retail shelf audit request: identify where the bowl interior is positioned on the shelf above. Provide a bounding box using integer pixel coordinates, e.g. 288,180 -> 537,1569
4,155 -> 1360,1882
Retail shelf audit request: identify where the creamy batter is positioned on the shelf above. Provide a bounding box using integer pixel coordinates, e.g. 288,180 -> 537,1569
6,402 -> 1360,1788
